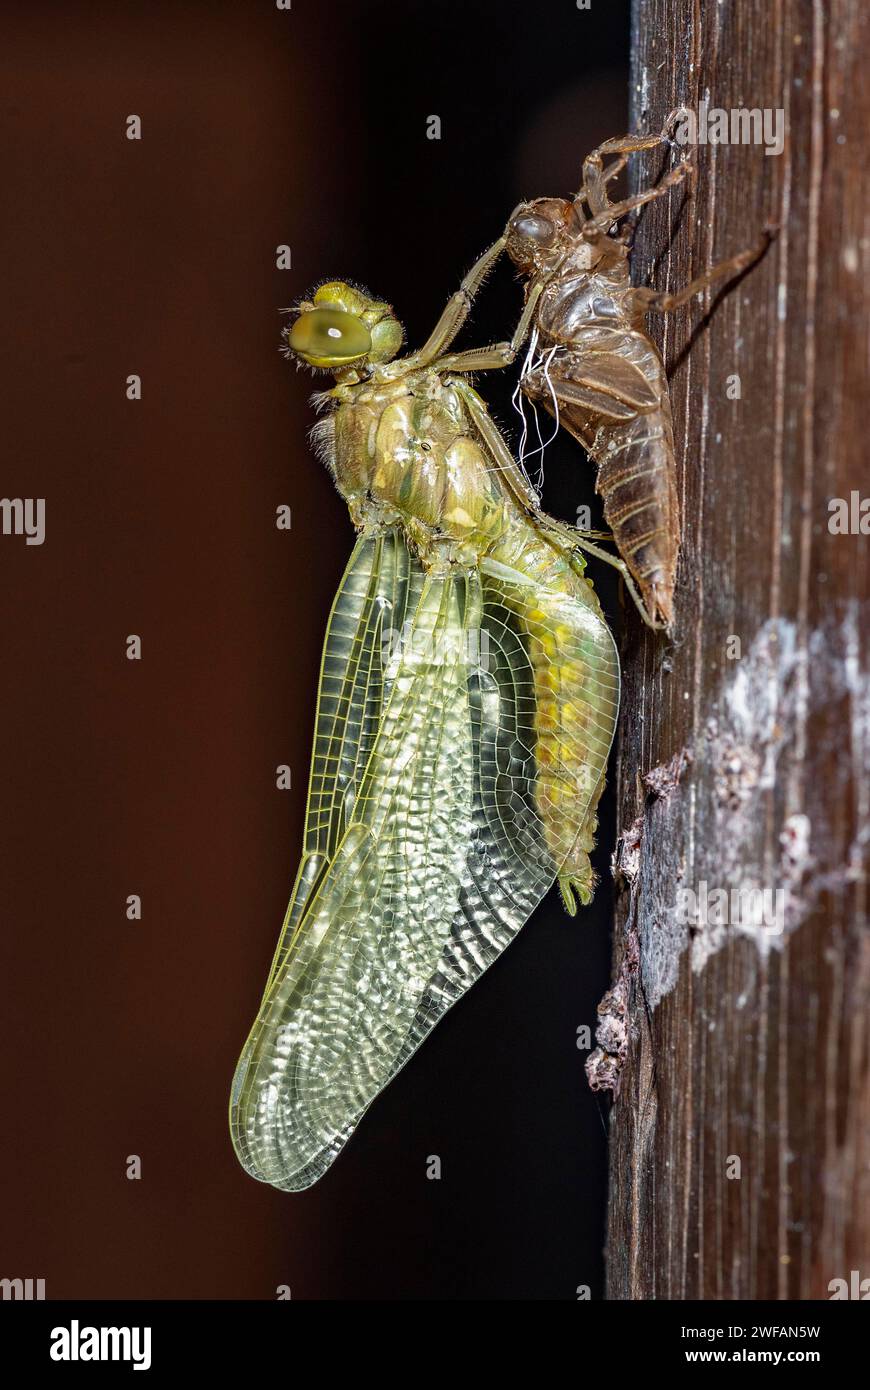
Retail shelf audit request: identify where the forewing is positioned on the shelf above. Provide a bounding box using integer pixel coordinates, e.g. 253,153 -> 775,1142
231,531 -> 617,1191
260,531 -> 417,992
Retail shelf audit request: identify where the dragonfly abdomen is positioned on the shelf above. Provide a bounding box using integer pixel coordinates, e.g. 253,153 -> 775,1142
488,525 -> 620,914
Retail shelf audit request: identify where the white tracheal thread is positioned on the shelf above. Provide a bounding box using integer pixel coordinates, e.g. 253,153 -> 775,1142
511,327 -> 563,495
511,328 -> 537,468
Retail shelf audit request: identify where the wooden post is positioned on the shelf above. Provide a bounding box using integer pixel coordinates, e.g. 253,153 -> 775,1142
597,0 -> 869,1299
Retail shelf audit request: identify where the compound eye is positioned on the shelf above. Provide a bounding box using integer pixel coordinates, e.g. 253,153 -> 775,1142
512,213 -> 556,246
288,307 -> 372,361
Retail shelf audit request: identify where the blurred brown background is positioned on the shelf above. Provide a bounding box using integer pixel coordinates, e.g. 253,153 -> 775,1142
1,0 -> 629,1299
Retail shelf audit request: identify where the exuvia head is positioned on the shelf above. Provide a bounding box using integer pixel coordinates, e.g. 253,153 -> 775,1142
506,198 -> 578,274
506,196 -> 625,276
285,282 -> 404,372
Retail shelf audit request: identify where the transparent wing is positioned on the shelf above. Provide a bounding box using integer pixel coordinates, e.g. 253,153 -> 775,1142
230,528 -> 618,1191
260,530 -> 416,993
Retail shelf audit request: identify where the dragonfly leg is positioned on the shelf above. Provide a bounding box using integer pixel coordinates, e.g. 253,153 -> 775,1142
402,232 -> 510,368
452,377 -> 542,509
577,108 -> 691,220
582,156 -> 693,240
457,384 -> 665,630
433,281 -> 544,374
601,155 -> 627,185
581,107 -> 690,169
629,227 -> 776,314
569,532 -> 665,630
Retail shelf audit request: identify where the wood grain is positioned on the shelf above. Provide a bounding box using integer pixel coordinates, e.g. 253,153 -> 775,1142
599,0 -> 869,1299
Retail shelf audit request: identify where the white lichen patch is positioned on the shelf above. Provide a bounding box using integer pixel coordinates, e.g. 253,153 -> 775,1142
629,604 -> 869,1010
688,606 -> 869,975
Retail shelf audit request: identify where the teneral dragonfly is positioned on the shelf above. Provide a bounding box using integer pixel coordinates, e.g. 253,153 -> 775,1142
229,245 -> 619,1192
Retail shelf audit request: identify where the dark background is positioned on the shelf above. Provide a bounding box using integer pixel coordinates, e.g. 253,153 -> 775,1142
1,0 -> 629,1299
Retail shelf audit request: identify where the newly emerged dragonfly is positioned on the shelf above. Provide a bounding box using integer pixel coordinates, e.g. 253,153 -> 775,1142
230,246 -> 619,1192
504,113 -> 772,628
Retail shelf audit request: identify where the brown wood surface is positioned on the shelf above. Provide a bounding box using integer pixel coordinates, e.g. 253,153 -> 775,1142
599,0 -> 870,1299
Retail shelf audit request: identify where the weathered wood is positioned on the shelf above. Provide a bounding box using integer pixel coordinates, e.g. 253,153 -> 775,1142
599,0 -> 869,1299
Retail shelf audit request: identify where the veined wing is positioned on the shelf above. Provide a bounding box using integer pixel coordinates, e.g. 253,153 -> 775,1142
230,528 -> 617,1191
261,530 -> 416,993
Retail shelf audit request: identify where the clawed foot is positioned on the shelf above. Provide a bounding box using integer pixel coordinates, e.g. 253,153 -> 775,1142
559,869 -> 597,916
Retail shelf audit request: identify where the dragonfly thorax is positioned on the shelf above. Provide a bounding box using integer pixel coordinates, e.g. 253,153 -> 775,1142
330,372 -> 514,565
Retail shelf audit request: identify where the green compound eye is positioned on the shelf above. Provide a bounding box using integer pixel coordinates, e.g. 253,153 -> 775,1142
288,308 -> 372,363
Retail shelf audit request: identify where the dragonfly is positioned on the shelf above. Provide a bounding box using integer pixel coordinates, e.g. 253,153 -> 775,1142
229,243 -> 619,1193
503,113 -> 773,629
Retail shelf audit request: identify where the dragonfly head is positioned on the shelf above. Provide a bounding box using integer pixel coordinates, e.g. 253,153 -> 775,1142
506,198 -> 577,275
284,282 -> 404,372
